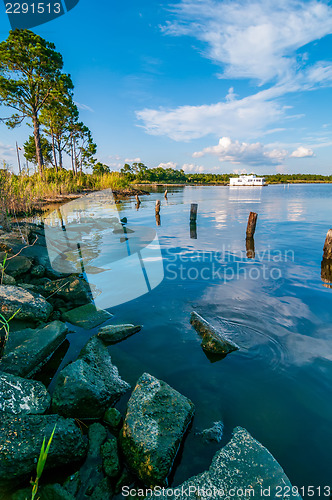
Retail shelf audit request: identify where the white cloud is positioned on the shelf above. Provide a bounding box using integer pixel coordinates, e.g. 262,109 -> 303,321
157,161 -> 178,169
193,137 -> 289,166
136,89 -> 286,141
75,102 -> 94,112
182,163 -> 205,172
290,146 -> 314,158
0,141 -> 16,163
124,157 -> 141,164
137,0 -> 332,142
162,0 -> 332,85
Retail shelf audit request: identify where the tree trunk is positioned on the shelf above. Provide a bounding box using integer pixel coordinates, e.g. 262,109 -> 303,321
57,137 -> 63,169
70,133 -> 75,175
32,111 -> 44,175
51,128 -> 58,173
73,140 -> 78,175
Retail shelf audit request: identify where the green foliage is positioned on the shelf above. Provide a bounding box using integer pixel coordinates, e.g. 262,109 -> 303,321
30,425 -> 56,500
0,307 -> 20,360
93,162 -> 111,175
24,135 -> 53,167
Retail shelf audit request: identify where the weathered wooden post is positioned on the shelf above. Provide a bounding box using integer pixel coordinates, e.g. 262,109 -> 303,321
155,200 -> 161,214
246,212 -> 258,237
321,229 -> 332,286
135,194 -> 141,210
155,213 -> 161,226
323,229 -> 332,260
190,203 -> 198,223
164,190 -> 168,199
246,236 -> 255,259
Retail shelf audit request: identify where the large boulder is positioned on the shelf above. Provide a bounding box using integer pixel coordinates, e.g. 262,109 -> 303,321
0,414 -> 87,485
0,253 -> 32,278
0,285 -> 52,322
61,303 -> 113,329
190,311 -> 239,355
38,276 -> 92,305
150,427 -> 302,499
0,321 -> 68,378
52,336 -> 130,418
98,324 -> 142,344
0,372 -> 50,415
120,372 -> 195,487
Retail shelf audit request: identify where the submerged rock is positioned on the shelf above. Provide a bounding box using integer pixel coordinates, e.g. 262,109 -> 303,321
197,421 -> 224,444
88,423 -> 107,458
52,336 -> 130,418
0,414 -> 87,485
120,372 -> 195,487
190,311 -> 239,355
0,372 -> 50,415
61,303 -> 113,329
0,285 -> 53,322
0,321 -> 68,378
150,427 -> 302,499
98,324 -> 142,344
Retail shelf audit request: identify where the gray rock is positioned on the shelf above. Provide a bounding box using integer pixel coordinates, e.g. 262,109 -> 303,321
63,471 -> 81,497
190,311 -> 239,355
98,324 -> 142,344
150,427 -> 302,499
30,264 -> 46,278
101,436 -> 120,478
90,477 -> 113,500
0,254 -> 32,277
115,468 -> 135,494
0,272 -> 16,285
120,372 -> 195,487
41,483 -> 75,500
62,303 -> 113,329
103,407 -> 122,429
0,372 -> 50,415
38,276 -> 91,305
0,321 -> 68,378
0,414 -> 87,485
52,336 -> 130,418
0,285 -> 53,322
197,421 -> 224,444
88,423 -> 107,458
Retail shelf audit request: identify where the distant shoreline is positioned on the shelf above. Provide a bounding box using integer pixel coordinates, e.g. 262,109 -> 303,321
133,180 -> 332,187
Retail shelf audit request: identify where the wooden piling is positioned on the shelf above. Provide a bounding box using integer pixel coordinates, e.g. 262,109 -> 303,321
190,203 -> 198,223
246,212 -> 258,238
246,237 -> 255,259
155,200 -> 161,214
164,190 -> 168,199
135,194 -> 141,204
323,229 -> 332,260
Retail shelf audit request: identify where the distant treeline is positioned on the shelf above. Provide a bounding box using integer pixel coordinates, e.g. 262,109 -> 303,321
120,163 -> 332,184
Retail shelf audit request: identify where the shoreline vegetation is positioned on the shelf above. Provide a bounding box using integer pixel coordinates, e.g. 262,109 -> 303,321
1,166 -> 332,219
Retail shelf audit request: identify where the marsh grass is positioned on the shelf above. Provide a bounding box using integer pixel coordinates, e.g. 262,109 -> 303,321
29,425 -> 56,500
0,168 -> 129,216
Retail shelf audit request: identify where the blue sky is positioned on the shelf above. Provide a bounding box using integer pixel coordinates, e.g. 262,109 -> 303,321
1,0 -> 332,174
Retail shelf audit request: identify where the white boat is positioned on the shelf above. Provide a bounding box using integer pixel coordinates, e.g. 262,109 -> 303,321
229,174 -> 267,186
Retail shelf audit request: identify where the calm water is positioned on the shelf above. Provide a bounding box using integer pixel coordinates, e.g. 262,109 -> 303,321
46,184 -> 332,496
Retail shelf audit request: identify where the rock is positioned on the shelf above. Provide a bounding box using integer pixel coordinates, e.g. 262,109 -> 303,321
150,427 -> 302,499
52,336 -> 130,418
103,407 -> 122,429
38,276 -> 91,305
101,436 -> 120,478
115,468 -> 135,494
120,372 -> 195,487
98,324 -> 142,344
41,483 -> 75,500
30,264 -> 45,278
197,421 -> 224,444
61,303 -> 113,329
88,423 -> 107,458
0,285 -> 53,322
0,272 -> 15,285
190,311 -> 239,355
63,471 -> 81,497
0,414 -> 87,485
90,477 -> 113,500
0,254 -> 32,277
0,321 -> 68,378
0,372 -> 50,415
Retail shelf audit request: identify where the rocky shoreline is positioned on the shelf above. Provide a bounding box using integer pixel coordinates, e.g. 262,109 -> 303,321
0,222 -> 301,499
